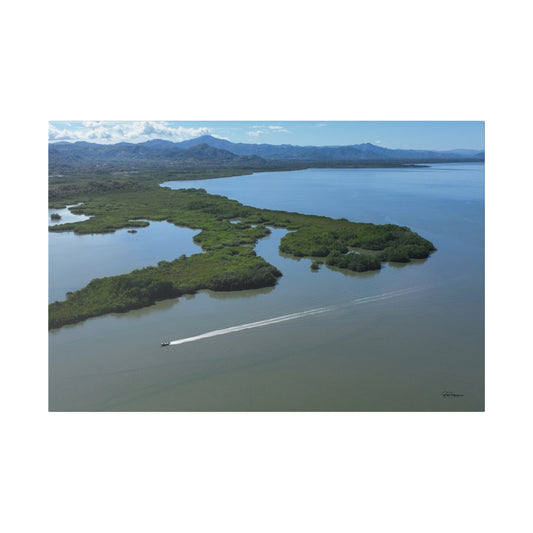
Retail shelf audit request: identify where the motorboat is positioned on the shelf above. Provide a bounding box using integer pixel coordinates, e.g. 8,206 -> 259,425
160,341 -> 170,347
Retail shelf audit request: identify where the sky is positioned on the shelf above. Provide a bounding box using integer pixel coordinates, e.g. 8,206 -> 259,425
48,121 -> 484,151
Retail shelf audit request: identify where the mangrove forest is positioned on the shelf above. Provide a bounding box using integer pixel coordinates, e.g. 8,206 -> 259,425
49,182 -> 436,330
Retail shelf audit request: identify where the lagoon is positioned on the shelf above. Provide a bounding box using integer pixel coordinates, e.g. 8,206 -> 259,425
49,163 -> 484,411
48,218 -> 201,303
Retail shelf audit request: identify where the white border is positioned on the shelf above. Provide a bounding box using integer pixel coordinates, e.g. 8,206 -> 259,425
5,1 -> 531,532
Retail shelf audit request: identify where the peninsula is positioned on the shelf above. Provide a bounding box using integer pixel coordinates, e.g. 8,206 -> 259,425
49,185 -> 435,329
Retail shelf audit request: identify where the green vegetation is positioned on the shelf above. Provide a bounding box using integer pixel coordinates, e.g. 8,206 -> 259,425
277,221 -> 434,266
50,213 -> 61,220
48,168 -> 267,206
325,251 -> 382,272
49,248 -> 281,329
49,177 -> 436,330
48,163 -> 432,206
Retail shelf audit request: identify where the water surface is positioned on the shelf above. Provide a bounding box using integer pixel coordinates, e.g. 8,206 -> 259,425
48,213 -> 201,303
49,163 -> 484,411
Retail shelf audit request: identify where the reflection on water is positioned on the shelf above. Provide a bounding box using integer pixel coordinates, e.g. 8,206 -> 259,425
50,163 -> 484,411
204,285 -> 276,300
49,203 -> 91,225
49,219 -> 201,303
387,261 -> 412,270
323,263 -> 382,279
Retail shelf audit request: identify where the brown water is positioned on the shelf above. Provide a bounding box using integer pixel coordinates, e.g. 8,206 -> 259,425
49,163 -> 484,411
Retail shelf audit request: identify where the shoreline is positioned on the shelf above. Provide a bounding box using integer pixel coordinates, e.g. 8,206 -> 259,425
48,186 -> 435,330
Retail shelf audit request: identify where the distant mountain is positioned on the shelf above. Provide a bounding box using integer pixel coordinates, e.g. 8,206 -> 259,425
49,141 -> 267,172
442,149 -> 485,157
173,135 -> 484,162
175,143 -> 265,165
49,136 -> 484,173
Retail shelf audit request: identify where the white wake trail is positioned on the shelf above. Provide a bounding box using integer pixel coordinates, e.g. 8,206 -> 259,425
169,307 -> 329,346
167,286 -> 423,347
348,286 -> 420,306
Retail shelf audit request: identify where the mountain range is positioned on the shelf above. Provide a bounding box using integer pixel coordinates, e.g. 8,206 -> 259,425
49,135 -> 484,173
174,135 -> 484,161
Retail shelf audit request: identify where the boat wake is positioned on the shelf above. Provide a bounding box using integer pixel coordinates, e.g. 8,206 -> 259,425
169,307 -> 329,346
166,286 -> 422,347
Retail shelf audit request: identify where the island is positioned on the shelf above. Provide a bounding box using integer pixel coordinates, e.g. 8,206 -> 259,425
48,185 -> 436,330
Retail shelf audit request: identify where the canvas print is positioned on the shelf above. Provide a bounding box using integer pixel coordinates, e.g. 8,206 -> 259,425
48,121 -> 484,411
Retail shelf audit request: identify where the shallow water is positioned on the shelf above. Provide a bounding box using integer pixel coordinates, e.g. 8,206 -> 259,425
49,163 -> 484,411
48,218 -> 201,303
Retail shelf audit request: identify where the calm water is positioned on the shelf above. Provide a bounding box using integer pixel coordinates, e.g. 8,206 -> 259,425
49,163 -> 484,411
48,215 -> 201,303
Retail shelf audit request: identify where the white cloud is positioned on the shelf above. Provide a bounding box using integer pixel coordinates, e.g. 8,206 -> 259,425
247,124 -> 290,137
48,124 -> 76,141
87,127 -> 113,140
49,121 -> 212,144
82,121 -> 102,128
120,122 -> 211,142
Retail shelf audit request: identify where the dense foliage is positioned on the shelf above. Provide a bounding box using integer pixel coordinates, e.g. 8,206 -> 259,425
49,248 -> 282,329
325,251 -> 382,272
278,221 -> 435,270
49,177 -> 436,329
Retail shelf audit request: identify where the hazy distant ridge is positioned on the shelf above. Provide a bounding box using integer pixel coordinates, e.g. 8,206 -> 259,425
49,135 -> 484,173
173,135 -> 484,161
48,141 -> 267,172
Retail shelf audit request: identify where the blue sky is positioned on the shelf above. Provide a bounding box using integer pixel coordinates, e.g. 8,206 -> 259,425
48,121 -> 484,150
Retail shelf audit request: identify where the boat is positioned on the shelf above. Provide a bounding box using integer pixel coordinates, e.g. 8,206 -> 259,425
160,341 -> 170,347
